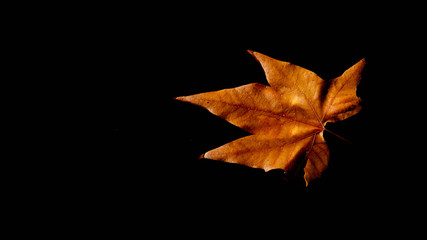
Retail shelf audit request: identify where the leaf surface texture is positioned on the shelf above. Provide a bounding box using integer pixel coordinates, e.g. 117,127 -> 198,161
176,51 -> 365,185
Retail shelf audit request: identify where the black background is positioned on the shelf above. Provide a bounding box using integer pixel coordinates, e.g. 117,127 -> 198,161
93,9 -> 425,231
94,13 -> 422,227
16,4 -> 425,235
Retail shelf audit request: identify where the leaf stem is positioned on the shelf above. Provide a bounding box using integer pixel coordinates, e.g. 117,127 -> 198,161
324,128 -> 352,144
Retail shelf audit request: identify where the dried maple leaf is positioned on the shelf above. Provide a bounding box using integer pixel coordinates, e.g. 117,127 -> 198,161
176,50 -> 365,186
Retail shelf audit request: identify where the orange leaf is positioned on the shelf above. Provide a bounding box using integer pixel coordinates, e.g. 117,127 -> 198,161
176,50 -> 365,186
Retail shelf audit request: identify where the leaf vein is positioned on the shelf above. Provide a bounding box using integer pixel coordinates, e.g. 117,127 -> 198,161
200,97 -> 321,129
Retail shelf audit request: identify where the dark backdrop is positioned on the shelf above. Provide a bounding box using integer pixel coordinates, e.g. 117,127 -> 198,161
8,3 -> 426,237
75,6 -> 424,235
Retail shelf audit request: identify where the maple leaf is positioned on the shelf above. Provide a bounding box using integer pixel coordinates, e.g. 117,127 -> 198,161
176,50 -> 365,186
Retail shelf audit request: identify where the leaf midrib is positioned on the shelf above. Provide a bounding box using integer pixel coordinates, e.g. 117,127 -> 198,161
201,97 -> 323,130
